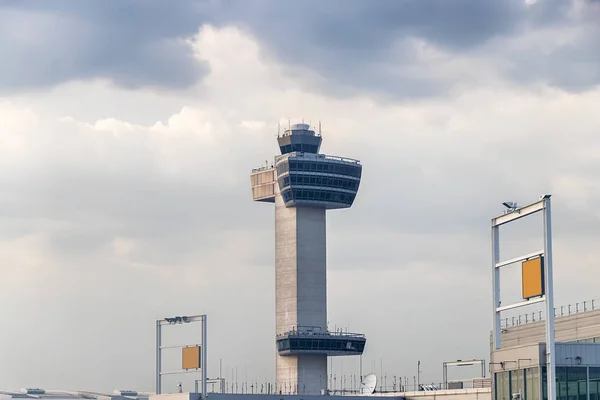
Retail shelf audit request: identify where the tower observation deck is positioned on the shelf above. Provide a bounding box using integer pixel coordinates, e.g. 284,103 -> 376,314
250,122 -> 366,395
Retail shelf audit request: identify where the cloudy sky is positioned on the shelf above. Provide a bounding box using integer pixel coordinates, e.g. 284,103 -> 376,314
2,0 -> 600,393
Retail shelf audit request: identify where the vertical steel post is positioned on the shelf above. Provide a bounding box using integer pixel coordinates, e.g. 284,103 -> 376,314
202,315 -> 208,399
442,362 -> 447,390
156,320 -> 162,394
587,367 -> 590,400
360,354 -> 363,383
492,225 -> 501,350
543,197 -> 556,400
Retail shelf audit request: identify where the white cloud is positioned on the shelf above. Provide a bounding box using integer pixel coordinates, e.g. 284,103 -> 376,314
238,120 -> 266,130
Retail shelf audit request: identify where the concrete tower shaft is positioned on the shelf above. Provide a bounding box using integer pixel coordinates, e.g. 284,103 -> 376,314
274,187 -> 327,394
250,121 -> 366,395
275,196 -> 327,334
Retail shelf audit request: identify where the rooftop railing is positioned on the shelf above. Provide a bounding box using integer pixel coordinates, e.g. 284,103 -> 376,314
501,299 -> 599,328
200,378 -> 490,396
251,165 -> 274,173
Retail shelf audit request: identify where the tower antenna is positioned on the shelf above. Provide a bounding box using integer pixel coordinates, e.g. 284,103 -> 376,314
278,122 -> 280,138
319,121 -> 322,136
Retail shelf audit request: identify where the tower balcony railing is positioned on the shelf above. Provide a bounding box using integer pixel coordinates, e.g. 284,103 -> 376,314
276,325 -> 367,356
251,164 -> 275,173
501,298 -> 600,328
277,325 -> 366,339
275,152 -> 361,165
323,154 -> 361,165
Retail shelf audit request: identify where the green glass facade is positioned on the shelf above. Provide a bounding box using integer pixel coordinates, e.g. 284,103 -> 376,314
495,368 -> 540,400
496,366 -> 600,400
541,367 -> 587,400
589,367 -> 600,400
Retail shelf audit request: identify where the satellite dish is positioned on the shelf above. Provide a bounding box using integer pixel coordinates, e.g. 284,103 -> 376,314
360,373 -> 377,395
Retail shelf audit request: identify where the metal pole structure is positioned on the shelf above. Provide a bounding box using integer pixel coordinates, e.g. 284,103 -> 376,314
156,314 -> 208,396
587,366 -> 590,400
202,314 -> 208,400
442,359 -> 485,390
359,354 -> 362,382
442,362 -> 447,390
490,195 -> 555,400
156,320 -> 162,394
492,224 -> 501,350
543,196 -> 556,400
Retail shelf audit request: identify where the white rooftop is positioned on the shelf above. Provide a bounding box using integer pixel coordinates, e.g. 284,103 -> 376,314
0,389 -> 151,400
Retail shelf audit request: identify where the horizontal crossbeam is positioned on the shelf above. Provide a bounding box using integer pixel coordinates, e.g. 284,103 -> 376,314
492,196 -> 549,227
496,297 -> 545,312
160,369 -> 202,376
496,250 -> 544,269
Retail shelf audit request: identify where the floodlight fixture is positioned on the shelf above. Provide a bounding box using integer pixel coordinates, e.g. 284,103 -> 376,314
502,201 -> 518,213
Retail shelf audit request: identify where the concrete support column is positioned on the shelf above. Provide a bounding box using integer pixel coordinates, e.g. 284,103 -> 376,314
275,191 -> 327,395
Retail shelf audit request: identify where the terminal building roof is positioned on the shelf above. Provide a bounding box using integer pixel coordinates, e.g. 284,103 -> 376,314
0,389 -> 151,400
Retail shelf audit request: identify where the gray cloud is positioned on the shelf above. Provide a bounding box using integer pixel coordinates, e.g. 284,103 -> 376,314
230,0 -> 524,50
0,0 -> 211,93
3,0 -> 600,99
505,22 -> 600,92
224,0 -> 596,99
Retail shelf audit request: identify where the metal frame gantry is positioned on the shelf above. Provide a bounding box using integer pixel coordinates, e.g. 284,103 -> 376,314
442,359 -> 485,390
491,195 -> 556,400
156,314 -> 208,398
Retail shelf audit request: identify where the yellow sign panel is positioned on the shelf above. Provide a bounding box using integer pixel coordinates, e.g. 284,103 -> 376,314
522,256 -> 544,300
182,346 -> 201,370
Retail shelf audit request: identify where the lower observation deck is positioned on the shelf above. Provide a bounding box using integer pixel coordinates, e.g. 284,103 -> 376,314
276,326 -> 366,356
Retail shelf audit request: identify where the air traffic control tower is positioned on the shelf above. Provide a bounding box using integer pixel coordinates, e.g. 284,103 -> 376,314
250,122 -> 367,395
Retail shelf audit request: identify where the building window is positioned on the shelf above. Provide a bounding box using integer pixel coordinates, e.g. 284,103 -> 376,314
286,173 -> 359,192
562,367 -> 586,400
525,368 -> 540,400
281,189 -> 293,202
512,369 -> 525,399
590,367 -> 600,400
496,371 -> 510,400
542,367 -> 587,400
277,339 -> 290,351
285,159 -> 362,178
